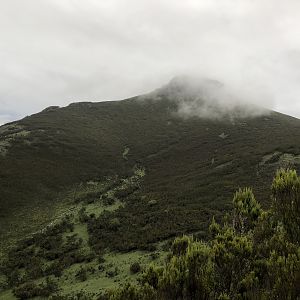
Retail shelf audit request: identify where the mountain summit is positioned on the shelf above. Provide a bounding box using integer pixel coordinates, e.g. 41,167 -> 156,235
146,76 -> 268,120
156,75 -> 223,96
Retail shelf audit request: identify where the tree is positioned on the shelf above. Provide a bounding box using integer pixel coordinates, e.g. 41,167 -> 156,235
271,169 -> 300,243
232,188 -> 261,234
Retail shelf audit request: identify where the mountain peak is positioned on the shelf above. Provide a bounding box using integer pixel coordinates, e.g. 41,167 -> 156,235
168,75 -> 223,90
158,75 -> 223,98
147,76 -> 268,120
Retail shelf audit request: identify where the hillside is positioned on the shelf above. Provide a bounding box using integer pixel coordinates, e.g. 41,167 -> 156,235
0,78 -> 300,298
1,78 -> 300,247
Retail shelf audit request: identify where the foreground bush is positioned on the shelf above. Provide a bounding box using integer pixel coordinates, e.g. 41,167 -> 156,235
13,277 -> 58,299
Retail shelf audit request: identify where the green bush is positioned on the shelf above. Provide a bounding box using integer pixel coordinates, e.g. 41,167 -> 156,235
76,267 -> 88,282
130,262 -> 141,274
13,277 -> 58,299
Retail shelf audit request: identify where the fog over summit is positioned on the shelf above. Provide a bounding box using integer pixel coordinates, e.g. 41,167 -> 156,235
146,76 -> 269,120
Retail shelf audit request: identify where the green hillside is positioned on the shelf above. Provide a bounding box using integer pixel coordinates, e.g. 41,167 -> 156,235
0,79 -> 300,298
1,83 -> 300,248
107,169 -> 300,299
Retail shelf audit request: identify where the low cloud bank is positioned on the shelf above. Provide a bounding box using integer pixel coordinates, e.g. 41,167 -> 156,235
145,76 -> 269,120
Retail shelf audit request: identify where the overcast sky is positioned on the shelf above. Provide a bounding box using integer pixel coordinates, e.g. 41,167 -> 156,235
1,0 -> 300,124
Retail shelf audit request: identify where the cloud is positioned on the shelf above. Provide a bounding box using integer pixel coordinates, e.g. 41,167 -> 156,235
0,0 -> 300,124
144,75 -> 269,120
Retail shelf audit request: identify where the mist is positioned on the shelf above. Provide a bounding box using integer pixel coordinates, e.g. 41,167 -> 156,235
143,75 -> 270,120
1,0 -> 300,124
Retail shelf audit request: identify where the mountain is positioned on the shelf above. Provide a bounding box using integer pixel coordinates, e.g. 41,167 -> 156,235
0,77 -> 300,298
1,77 -> 300,247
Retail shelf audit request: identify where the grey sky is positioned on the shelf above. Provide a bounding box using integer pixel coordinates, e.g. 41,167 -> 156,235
1,0 -> 300,124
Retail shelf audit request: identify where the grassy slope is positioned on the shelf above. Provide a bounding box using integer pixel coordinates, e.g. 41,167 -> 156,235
1,95 -> 300,249
0,172 -> 168,299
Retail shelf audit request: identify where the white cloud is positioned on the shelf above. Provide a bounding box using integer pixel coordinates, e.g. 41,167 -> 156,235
0,0 -> 300,124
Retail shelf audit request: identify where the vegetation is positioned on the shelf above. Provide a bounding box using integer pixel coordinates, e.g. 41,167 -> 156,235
130,262 -> 141,274
1,169 -> 299,299
107,169 -> 300,299
0,85 -> 300,298
1,93 -> 300,253
0,168 -> 168,298
13,277 -> 58,299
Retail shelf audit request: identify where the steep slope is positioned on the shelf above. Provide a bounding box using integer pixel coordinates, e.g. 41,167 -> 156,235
0,78 -> 300,251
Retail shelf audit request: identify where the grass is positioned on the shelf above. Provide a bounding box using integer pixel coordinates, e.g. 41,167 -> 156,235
0,290 -> 15,300
57,249 -> 167,298
0,176 -> 168,299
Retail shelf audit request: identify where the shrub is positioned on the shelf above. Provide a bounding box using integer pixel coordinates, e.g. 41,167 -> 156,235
171,235 -> 190,256
232,188 -> 262,234
106,267 -> 119,278
130,262 -> 141,274
76,267 -> 88,282
272,169 -> 300,243
13,277 -> 58,299
108,218 -> 121,231
78,207 -> 89,223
